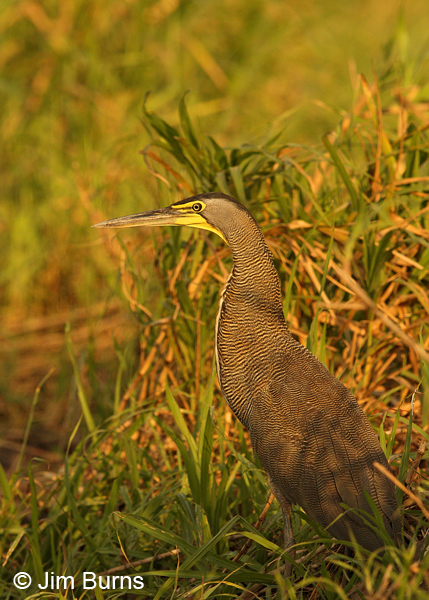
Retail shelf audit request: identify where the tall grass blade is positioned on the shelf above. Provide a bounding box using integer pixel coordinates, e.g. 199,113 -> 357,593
165,384 -> 198,462
65,322 -> 96,433
229,165 -> 247,204
16,368 -> 54,473
419,328 -> 429,427
28,464 -> 44,583
179,94 -> 200,150
323,135 -> 359,212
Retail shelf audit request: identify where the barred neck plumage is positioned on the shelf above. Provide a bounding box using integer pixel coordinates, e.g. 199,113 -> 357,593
214,208 -> 287,427
222,209 -> 284,319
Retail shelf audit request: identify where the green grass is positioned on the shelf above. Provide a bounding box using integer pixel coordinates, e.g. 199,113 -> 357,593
0,378 -> 428,598
2,1 -> 429,598
1,0 -> 429,430
2,69 -> 429,597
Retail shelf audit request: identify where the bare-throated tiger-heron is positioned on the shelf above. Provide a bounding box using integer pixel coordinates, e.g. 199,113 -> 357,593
94,192 -> 401,562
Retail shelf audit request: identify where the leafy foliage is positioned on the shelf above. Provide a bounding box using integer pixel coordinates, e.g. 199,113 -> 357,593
2,60 -> 429,600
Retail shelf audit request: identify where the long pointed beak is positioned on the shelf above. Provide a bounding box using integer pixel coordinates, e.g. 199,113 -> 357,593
93,203 -> 226,243
93,207 -> 186,229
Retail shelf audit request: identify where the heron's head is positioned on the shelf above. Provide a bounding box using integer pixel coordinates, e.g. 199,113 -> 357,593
93,192 -> 250,243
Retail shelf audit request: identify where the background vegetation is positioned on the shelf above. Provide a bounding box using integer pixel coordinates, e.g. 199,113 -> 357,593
1,0 -> 429,598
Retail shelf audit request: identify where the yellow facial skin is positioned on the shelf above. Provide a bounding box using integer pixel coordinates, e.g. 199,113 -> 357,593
168,200 -> 228,242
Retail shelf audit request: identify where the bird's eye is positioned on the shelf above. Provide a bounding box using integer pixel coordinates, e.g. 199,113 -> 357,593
192,202 -> 203,212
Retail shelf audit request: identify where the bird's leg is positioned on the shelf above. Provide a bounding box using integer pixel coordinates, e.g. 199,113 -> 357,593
238,492 -> 295,600
271,481 -> 295,577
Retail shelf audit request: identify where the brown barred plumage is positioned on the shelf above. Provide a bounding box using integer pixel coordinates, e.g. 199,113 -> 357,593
208,193 -> 400,556
95,192 -> 401,565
